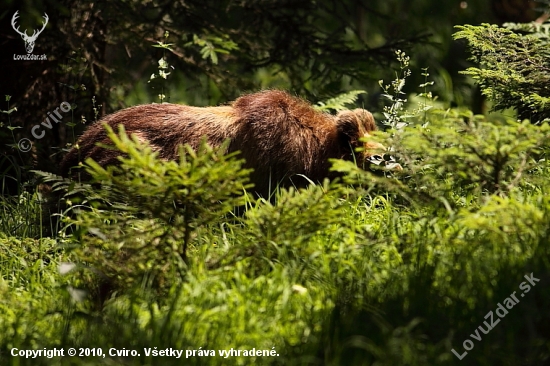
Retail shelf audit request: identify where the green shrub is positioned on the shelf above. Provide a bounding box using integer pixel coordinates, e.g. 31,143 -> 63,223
454,23 -> 550,122
64,125 -> 253,297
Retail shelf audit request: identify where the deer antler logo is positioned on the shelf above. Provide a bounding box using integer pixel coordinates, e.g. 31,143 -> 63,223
11,11 -> 49,54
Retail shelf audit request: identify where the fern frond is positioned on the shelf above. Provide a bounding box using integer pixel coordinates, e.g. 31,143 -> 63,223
314,90 -> 367,112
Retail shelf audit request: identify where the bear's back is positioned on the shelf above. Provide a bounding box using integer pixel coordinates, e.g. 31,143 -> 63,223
230,90 -> 344,196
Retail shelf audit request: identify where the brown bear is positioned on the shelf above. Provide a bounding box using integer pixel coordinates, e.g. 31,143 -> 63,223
60,90 -> 396,197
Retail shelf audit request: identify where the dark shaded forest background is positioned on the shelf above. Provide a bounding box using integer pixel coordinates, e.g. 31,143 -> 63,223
0,0 -> 543,192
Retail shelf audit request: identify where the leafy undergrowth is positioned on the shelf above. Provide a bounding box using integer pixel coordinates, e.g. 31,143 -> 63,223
1,114 -> 550,366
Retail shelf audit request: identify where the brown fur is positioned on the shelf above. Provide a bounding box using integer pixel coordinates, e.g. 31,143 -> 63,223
60,90 -> 385,197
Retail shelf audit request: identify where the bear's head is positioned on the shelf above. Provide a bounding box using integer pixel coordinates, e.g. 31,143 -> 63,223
336,108 -> 401,171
